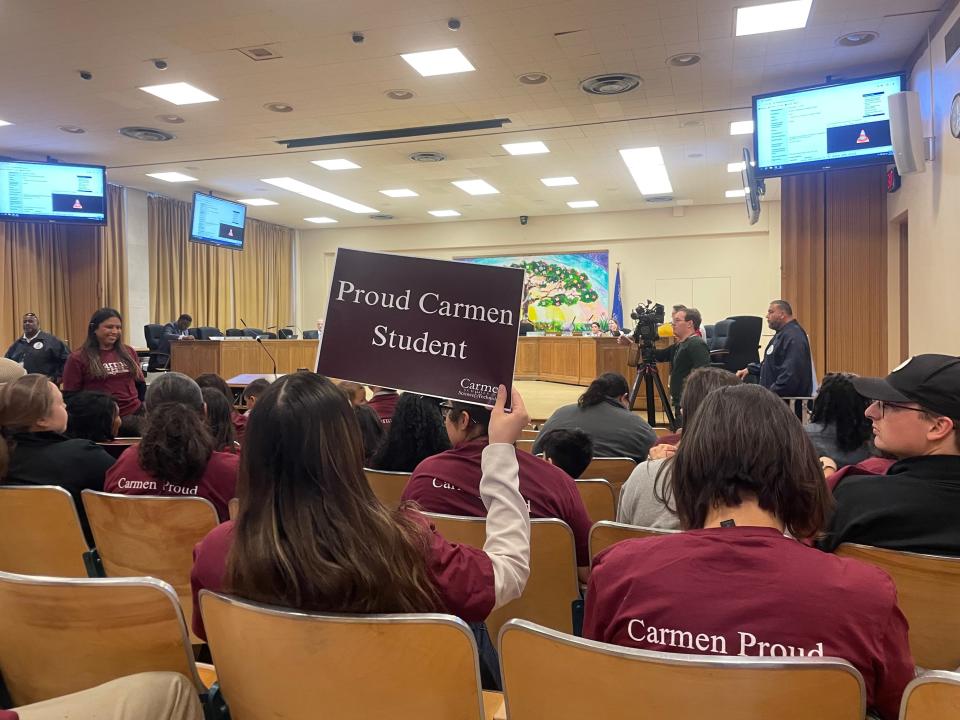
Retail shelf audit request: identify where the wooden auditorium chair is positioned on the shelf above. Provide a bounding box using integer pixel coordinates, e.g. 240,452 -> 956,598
899,671 -> 960,720
581,457 -> 637,500
363,468 -> 411,510
589,521 -> 678,565
498,619 -> 866,720
574,479 -> 616,524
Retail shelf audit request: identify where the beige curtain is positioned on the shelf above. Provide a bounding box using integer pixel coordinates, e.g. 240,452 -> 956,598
148,195 -> 293,332
97,184 -> 128,320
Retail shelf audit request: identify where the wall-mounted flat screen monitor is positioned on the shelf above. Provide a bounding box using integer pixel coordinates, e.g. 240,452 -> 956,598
190,192 -> 246,250
753,73 -> 904,177
0,159 -> 107,225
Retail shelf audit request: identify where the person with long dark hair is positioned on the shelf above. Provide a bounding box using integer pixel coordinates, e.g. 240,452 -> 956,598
584,385 -> 914,720
805,373 -> 874,468
370,393 -> 450,472
354,403 -> 385,463
190,373 -> 530,645
62,308 -> 144,435
531,372 -> 657,462
196,373 -> 246,442
65,391 -> 121,443
201,387 -> 238,454
104,373 -> 238,520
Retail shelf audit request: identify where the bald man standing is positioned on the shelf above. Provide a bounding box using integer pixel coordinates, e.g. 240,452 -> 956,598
5,313 -> 70,382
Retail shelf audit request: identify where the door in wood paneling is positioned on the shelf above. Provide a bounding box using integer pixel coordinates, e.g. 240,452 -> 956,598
899,220 -> 909,363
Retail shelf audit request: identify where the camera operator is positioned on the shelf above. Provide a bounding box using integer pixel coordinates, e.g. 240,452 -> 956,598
619,306 -> 710,422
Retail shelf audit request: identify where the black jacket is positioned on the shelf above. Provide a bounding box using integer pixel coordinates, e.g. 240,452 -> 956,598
3,431 -> 115,544
819,455 -> 960,556
4,331 -> 70,380
758,319 -> 812,397
654,335 -> 712,409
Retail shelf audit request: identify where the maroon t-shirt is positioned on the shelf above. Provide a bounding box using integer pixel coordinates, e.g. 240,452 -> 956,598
189,512 -> 495,640
367,392 -> 399,425
0,711 -> 16,720
104,445 -> 239,521
232,411 -> 247,443
403,438 -> 593,566
62,346 -> 143,417
584,527 -> 914,720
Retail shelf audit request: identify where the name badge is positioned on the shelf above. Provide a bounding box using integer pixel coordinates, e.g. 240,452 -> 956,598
765,343 -> 774,356
33,341 -> 43,350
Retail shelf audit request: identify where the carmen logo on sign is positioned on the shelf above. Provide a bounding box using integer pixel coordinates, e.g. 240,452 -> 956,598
316,248 -> 524,406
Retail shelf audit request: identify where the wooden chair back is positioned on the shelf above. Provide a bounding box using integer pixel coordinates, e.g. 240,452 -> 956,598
424,514 -> 579,638
835,543 -> 960,669
899,671 -> 960,720
0,572 -> 204,706
81,491 -> 219,644
0,486 -> 90,577
228,497 -> 239,520
581,457 -> 637,498
520,428 -> 540,440
96,437 -> 139,459
589,521 -> 677,565
515,439 -> 536,454
653,427 -> 674,438
363,468 -> 411,510
199,591 -> 486,720
575,480 -> 616,524
499,619 -> 865,720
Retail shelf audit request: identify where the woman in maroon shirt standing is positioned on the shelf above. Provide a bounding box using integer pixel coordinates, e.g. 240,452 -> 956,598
62,308 -> 144,435
584,385 -> 915,720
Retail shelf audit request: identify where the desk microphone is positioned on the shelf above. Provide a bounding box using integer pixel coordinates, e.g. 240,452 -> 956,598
242,318 -> 278,378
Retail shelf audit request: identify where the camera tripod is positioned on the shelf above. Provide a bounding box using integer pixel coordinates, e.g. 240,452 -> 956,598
627,344 -> 677,430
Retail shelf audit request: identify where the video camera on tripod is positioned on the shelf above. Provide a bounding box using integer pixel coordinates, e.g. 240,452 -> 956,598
626,299 -> 675,430
630,300 -> 665,358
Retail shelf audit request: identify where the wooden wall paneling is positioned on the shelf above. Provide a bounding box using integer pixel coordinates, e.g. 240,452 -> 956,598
824,166 -> 888,376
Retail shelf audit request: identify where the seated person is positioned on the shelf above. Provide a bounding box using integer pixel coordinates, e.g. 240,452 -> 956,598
537,428 -> 593,479
201,387 -> 239,453
584,384 -> 914,720
66,391 -> 121,443
805,373 -> 874,468
354,403 -> 385,464
0,374 -> 114,543
588,322 -> 602,337
532,373 -> 657,462
337,381 -> 367,406
403,399 -> 593,581
819,354 -> 960,555
104,372 -> 239,520
367,385 -> 400,424
618,367 -> 740,529
241,378 -> 270,412
190,375 -> 531,654
196,373 -> 245,442
158,314 -> 194,367
370,393 -> 451,472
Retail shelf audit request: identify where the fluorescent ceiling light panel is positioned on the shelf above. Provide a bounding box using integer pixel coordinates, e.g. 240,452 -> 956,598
726,189 -> 747,198
736,0 -> 813,36
0,119 -> 13,127
541,176 -> 579,187
139,82 -> 218,105
261,177 -> 378,214
379,188 -> 419,197
401,48 -> 475,77
567,200 -> 599,208
618,147 -> 674,195
311,159 -> 361,170
146,172 -> 197,183
502,141 -> 549,155
429,209 -> 461,217
239,198 -> 278,206
452,179 -> 499,195
304,217 -> 338,224
730,120 -> 755,135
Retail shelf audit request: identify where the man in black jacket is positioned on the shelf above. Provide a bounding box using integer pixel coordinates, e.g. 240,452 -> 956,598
4,313 -> 70,382
737,300 -> 812,397
818,354 -> 960,555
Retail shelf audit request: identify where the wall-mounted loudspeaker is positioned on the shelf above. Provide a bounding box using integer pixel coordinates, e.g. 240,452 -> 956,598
888,91 -> 926,175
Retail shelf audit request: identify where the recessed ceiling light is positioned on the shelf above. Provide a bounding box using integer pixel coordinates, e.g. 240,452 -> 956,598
726,189 -> 747,198
58,125 -> 85,134
261,177 -> 378,214
667,53 -> 702,67
0,119 -> 13,127
567,200 -> 599,208
304,216 -> 338,224
312,159 -> 361,170
156,114 -> 185,124
146,172 -> 197,183
380,188 -> 419,197
139,82 -> 218,105
239,198 -> 278,206
727,161 -> 746,173
518,72 -> 549,85
264,102 -> 294,113
502,141 -> 549,155
837,31 -> 878,47
385,89 -> 415,100
541,176 -> 579,187
401,48 -> 475,77
429,209 -> 461,217
452,179 -> 499,195
736,0 -> 812,37
730,120 -> 754,135
619,147 -> 674,195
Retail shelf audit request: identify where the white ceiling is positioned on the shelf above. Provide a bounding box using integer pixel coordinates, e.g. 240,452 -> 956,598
0,0 -> 940,228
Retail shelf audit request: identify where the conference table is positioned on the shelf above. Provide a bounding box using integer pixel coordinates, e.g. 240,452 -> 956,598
170,339 -> 318,379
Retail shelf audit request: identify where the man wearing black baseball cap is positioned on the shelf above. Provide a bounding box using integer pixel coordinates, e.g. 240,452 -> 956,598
819,354 -> 960,555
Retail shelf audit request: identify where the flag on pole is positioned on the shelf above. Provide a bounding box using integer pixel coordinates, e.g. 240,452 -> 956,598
612,263 -> 624,327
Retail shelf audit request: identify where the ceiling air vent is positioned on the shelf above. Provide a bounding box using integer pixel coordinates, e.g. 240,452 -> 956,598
369,213 -> 395,220
118,126 -> 175,142
580,73 -> 642,95
409,151 -> 446,163
237,44 -> 282,61
644,195 -> 674,204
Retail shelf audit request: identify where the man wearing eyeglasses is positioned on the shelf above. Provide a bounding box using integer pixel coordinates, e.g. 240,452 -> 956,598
819,354 -> 960,555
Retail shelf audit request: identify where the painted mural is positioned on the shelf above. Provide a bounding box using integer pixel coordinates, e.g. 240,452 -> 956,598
457,251 -> 610,332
